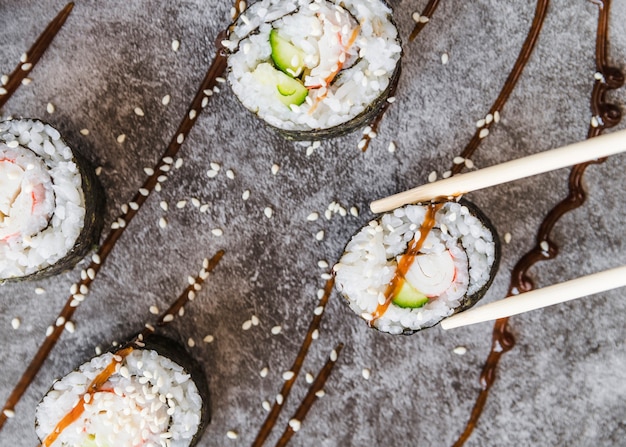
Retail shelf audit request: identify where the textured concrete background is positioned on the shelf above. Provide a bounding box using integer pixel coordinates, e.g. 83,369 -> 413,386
1,1 -> 625,446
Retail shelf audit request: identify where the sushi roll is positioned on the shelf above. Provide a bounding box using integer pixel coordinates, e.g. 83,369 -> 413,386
225,0 -> 402,140
35,335 -> 210,447
334,200 -> 500,335
0,118 -> 104,281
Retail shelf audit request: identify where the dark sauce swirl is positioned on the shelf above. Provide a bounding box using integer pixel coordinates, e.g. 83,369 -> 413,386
453,1 -> 624,446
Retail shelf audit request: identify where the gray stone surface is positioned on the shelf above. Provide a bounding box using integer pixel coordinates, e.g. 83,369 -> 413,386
1,1 -> 625,446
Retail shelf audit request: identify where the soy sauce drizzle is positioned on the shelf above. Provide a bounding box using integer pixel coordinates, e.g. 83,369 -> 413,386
370,202 -> 442,324
453,1 -> 623,445
0,2 -> 242,430
409,0 -> 441,42
0,3 -> 74,110
252,277 -> 336,447
449,0 -> 550,176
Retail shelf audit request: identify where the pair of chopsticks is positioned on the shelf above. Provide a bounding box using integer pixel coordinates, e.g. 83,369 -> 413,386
369,128 -> 626,329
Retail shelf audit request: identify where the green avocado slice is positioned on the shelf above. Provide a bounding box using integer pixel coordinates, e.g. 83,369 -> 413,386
269,29 -> 305,78
392,280 -> 429,309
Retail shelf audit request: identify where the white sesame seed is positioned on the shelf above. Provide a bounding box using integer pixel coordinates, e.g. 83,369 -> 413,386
188,338 -> 195,348
95,346 -> 102,355
441,52 -> 449,65
200,204 -> 210,213
117,134 -> 126,144
95,166 -> 102,175
171,39 -> 180,52
464,159 -> 475,169
176,133 -> 184,144
159,217 -> 167,229
315,230 -> 324,241
56,316 -> 65,327
289,419 -> 302,432
203,335 -> 214,343
176,200 -> 187,208
305,373 -> 314,383
442,170 -> 452,179
129,201 -> 139,210
271,164 -> 280,175
134,107 -> 144,117
271,325 -> 282,335
330,349 -> 338,362
0,75 -> 7,85
311,329 -> 319,340
121,203 -> 129,214
494,111 -> 501,123
35,287 -> 45,295
79,128 -> 90,136
191,198 -> 200,207
163,314 -> 174,322
201,97 -> 209,108
591,116 -> 599,128
387,141 -> 396,153
21,63 -> 32,71
242,190 -> 250,201
211,228 -> 223,237
87,268 -> 95,280
315,390 -> 326,398
276,394 -> 283,405
540,240 -> 550,252
476,119 -> 486,128
453,156 -> 465,165
264,207 -> 273,218
242,320 -> 253,330
251,315 -> 260,326
226,431 -> 238,440
206,169 -> 218,178
453,346 -> 467,355
0,88 -> 6,95
80,284 -> 89,295
262,400 -> 271,411
46,102 -> 55,114
362,368 -> 371,380
485,113 -> 493,124
226,169 -> 235,179
154,183 -> 161,192
3,409 -> 15,418
65,321 -> 75,333
162,94 -> 171,105
149,305 -> 159,315
428,171 -> 437,183
160,201 -> 168,211
282,371 -> 295,381
479,128 -> 489,139
357,139 -> 367,150
307,212 -> 319,221
318,260 -> 329,269
504,232 -> 512,244
45,326 -> 54,336
411,12 -> 421,22
260,367 -> 269,378
11,318 -> 20,330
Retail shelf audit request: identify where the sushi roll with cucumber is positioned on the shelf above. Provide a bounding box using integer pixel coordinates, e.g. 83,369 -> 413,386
0,118 -> 104,281
225,0 -> 402,140
334,201 -> 500,335
35,335 -> 210,447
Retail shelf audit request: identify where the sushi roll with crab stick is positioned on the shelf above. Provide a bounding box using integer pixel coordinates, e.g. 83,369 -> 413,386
225,0 -> 402,140
35,335 -> 210,447
0,118 -> 104,281
334,200 -> 500,335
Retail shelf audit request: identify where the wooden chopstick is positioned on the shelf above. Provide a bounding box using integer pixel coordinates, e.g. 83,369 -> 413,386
440,265 -> 626,330
371,128 -> 626,214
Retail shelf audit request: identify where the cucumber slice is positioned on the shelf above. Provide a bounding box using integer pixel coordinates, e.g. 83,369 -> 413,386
252,63 -> 308,107
269,29 -> 305,78
392,280 -> 429,309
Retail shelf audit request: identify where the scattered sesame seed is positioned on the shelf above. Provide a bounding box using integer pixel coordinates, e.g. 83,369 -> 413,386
264,207 -> 273,218
318,260 -> 329,269
271,325 -> 282,335
45,326 -> 54,336
289,419 -> 302,432
203,335 -> 215,343
35,287 -> 45,295
419,15 -> 430,23
315,390 -> 326,398
591,116 -> 599,128
411,12 -> 421,22
242,190 -> 250,201
387,141 -> 396,153
46,102 -> 55,114
442,170 -> 452,179
428,171 -> 437,183
357,139 -> 367,150
479,128 -> 489,139
160,201 -> 168,211
11,318 -> 20,330
315,230 -> 324,241
311,329 -> 319,340
251,315 -> 260,326
0,75 -> 7,85
155,183 -> 162,192
464,159 -> 475,169
134,107 -> 144,117
540,240 -> 550,252
441,52 -> 449,65
453,346 -> 467,355
162,94 -> 171,105
226,431 -> 238,440
129,201 -> 139,210
276,394 -> 283,405
65,321 -> 75,333
262,400 -> 271,411
158,217 -> 168,229
3,409 -> 15,418
362,368 -> 371,380
282,371 -> 295,381
191,198 -> 200,207
171,39 -> 180,52
56,316 -> 65,327
176,133 -> 184,144
0,87 -> 6,95
260,367 -> 269,378
242,320 -> 253,330
504,232 -> 512,244
187,337 -> 195,348
226,169 -> 235,179
149,305 -> 159,315
206,169 -> 218,178
485,113 -> 493,124
330,349 -> 338,362
21,63 -> 32,71
271,164 -> 280,175
200,204 -> 210,213
78,128 -> 89,136
453,156 -> 465,164
176,200 -> 187,209
21,77 -> 31,85
494,111 -> 501,123
211,228 -> 223,236
96,166 -> 103,175
307,212 -> 319,221
476,119 -> 486,128
117,134 -> 126,144
163,314 -> 174,322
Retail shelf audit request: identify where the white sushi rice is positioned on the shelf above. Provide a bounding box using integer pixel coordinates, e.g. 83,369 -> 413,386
334,202 -> 497,334
35,348 -> 203,447
227,0 -> 402,131
0,119 -> 86,279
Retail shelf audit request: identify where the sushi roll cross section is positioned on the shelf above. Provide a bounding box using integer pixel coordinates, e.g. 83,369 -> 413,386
35,336 -> 209,447
0,119 -> 104,281
334,201 -> 500,335
226,0 -> 402,139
